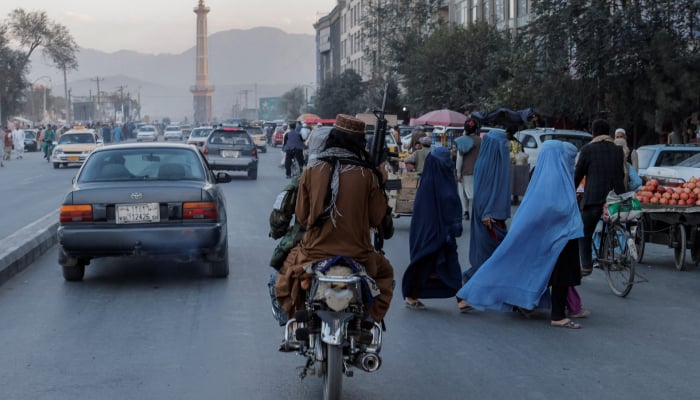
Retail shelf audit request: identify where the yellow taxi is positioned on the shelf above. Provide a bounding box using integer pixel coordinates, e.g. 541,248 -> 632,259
51,127 -> 103,169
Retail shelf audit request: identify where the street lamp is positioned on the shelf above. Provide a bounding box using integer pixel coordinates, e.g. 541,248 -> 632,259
31,76 -> 52,124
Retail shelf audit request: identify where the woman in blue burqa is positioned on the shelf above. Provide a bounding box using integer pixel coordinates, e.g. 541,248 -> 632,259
457,140 -> 585,328
402,147 -> 464,310
462,129 -> 511,284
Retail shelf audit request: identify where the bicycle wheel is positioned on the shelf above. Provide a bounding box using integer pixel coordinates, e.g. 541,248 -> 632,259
602,224 -> 636,297
632,217 -> 645,263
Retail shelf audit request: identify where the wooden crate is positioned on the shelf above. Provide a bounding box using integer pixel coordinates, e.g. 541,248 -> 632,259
394,187 -> 417,214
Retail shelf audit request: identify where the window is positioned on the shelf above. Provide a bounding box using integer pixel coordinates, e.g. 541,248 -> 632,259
80,149 -> 205,182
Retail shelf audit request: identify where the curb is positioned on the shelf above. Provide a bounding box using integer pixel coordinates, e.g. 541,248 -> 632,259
0,210 -> 59,285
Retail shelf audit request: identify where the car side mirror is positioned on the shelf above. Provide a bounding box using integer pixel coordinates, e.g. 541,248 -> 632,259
215,172 -> 231,183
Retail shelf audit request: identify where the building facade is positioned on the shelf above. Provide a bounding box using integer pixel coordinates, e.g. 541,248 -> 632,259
314,0 -> 532,86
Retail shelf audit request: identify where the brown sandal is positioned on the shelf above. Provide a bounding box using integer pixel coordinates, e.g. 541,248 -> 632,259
551,319 -> 581,329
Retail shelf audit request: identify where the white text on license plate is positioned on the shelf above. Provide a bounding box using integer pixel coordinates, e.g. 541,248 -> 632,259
222,150 -> 240,158
116,203 -> 160,224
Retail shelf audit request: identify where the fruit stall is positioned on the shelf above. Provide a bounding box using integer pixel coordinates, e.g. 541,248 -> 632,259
635,177 -> 700,270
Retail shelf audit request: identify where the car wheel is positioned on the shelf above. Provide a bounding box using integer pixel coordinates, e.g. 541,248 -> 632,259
62,262 -> 86,281
208,245 -> 229,278
262,146 -> 267,153
53,163 -> 59,169
248,168 -> 258,180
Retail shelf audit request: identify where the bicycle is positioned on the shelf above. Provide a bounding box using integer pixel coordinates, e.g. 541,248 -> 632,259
591,196 -> 639,297
290,157 -> 301,178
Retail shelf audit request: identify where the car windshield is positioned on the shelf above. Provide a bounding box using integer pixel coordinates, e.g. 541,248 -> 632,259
24,131 -> 36,139
655,150 -> 700,167
59,133 -> 95,144
208,131 -> 251,147
140,127 -> 155,132
191,128 -> 212,137
79,148 -> 206,182
247,127 -> 263,135
166,127 -> 180,131
677,153 -> 700,167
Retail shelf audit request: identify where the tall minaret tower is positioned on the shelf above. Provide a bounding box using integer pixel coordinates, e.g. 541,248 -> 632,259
191,0 -> 214,124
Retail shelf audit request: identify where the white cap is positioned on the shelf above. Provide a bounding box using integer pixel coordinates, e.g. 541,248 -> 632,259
615,128 -> 626,136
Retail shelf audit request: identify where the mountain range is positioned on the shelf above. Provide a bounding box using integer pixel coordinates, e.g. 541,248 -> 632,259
29,27 -> 316,121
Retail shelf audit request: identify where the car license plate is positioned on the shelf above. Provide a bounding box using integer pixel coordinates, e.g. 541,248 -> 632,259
222,150 -> 240,158
68,156 -> 79,161
116,203 -> 160,224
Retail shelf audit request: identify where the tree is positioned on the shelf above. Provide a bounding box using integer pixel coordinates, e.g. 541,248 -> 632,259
2,8 -> 78,123
0,25 -> 29,125
279,86 -> 306,120
399,23 -> 509,116
313,70 -> 365,118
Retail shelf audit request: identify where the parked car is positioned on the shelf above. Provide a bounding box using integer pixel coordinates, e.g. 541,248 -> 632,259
644,152 -> 700,183
57,142 -> 231,281
636,144 -> 700,177
246,126 -> 267,153
187,126 -> 214,147
23,129 -> 39,152
163,125 -> 184,141
272,126 -> 286,147
202,127 -> 258,180
136,125 -> 158,142
51,127 -> 103,169
515,128 -> 592,171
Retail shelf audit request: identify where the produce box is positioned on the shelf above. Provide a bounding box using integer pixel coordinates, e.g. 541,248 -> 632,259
395,187 -> 417,214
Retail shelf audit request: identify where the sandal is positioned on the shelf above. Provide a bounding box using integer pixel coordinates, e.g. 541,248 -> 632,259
514,306 -> 535,319
458,301 -> 473,313
569,309 -> 590,319
551,319 -> 581,329
405,299 -> 427,310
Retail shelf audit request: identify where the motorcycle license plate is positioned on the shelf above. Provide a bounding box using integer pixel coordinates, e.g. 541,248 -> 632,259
116,203 -> 160,224
222,150 -> 240,158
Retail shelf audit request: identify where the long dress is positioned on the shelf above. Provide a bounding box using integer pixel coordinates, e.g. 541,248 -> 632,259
401,147 -> 463,300
457,140 -> 584,311
464,129 -> 511,282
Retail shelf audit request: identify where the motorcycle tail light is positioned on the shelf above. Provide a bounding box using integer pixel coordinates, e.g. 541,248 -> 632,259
60,205 -> 93,222
183,202 -> 217,220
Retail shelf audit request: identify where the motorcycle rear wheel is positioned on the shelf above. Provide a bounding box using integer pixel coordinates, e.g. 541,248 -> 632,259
323,344 -> 343,400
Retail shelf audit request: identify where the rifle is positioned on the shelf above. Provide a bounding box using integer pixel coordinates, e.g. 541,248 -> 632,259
369,83 -> 401,252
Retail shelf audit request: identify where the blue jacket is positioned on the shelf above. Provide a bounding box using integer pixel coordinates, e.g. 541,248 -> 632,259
283,130 -> 305,151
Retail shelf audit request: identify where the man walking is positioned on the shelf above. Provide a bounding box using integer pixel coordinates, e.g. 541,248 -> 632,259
12,123 -> 25,159
455,121 -> 482,220
574,119 -> 626,276
282,121 -> 305,178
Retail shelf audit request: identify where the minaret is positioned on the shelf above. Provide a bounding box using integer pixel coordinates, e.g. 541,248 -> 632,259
191,0 -> 214,124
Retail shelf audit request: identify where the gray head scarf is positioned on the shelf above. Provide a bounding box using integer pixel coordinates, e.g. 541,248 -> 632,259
307,127 -> 332,164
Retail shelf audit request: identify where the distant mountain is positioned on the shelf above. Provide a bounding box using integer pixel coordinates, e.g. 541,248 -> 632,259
29,27 -> 316,120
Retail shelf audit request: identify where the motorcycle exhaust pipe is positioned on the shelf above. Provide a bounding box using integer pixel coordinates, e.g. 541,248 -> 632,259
358,352 -> 381,372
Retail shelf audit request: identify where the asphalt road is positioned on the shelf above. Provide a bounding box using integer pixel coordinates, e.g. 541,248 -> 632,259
1,143 -> 699,399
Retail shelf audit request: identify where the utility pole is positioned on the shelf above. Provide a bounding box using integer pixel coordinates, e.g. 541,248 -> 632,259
91,76 -> 104,121
239,89 -> 251,112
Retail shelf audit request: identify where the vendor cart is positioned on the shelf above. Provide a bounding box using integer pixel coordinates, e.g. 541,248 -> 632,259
388,170 -> 419,218
638,205 -> 700,270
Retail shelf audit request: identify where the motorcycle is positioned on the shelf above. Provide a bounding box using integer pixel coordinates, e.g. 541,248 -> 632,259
280,256 -> 383,400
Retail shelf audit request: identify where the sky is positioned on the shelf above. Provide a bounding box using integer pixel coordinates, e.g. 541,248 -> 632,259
0,0 -> 337,54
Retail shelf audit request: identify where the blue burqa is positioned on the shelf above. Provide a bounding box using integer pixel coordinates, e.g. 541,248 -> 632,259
401,147 -> 463,299
457,140 -> 584,311
464,129 -> 511,281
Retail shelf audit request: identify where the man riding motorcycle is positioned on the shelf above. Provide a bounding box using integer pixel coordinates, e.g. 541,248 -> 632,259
275,114 -> 394,324
42,125 -> 56,160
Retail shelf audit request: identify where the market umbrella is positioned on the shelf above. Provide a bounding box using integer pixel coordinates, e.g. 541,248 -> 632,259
296,113 -> 320,122
411,109 -> 466,127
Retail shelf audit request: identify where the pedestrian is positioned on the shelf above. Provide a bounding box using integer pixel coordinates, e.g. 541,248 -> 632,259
405,128 -> 426,153
0,127 -> 5,167
403,136 -> 431,175
42,125 -> 56,160
614,128 -> 638,170
575,119 -> 626,277
462,129 -> 511,285
275,114 -> 394,323
3,127 -> 13,161
113,124 -> 122,143
102,124 -> 111,144
455,121 -> 481,220
12,123 -> 25,159
457,140 -> 587,328
614,138 -> 642,191
402,147 -> 464,311
282,121 -> 305,178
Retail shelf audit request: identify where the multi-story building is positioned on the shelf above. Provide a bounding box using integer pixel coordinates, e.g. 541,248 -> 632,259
314,1 -> 532,85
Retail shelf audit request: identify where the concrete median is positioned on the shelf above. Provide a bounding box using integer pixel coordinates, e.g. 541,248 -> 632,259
0,210 -> 59,285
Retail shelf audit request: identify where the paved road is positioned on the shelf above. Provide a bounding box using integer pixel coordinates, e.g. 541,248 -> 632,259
1,145 -> 699,399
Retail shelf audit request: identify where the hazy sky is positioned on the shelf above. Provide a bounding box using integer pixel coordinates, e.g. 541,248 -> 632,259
0,0 -> 336,54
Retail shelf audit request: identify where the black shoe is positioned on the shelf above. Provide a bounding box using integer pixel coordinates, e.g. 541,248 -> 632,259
464,211 -> 470,220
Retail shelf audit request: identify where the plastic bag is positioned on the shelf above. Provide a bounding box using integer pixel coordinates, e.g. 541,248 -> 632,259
606,190 -> 642,222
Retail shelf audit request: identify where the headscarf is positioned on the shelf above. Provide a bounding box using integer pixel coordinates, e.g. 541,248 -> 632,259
306,127 -> 332,164
466,128 -> 511,277
402,147 -> 463,299
457,140 -> 583,311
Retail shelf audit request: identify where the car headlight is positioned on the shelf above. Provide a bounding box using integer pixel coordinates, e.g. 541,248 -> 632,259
53,147 -> 63,154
